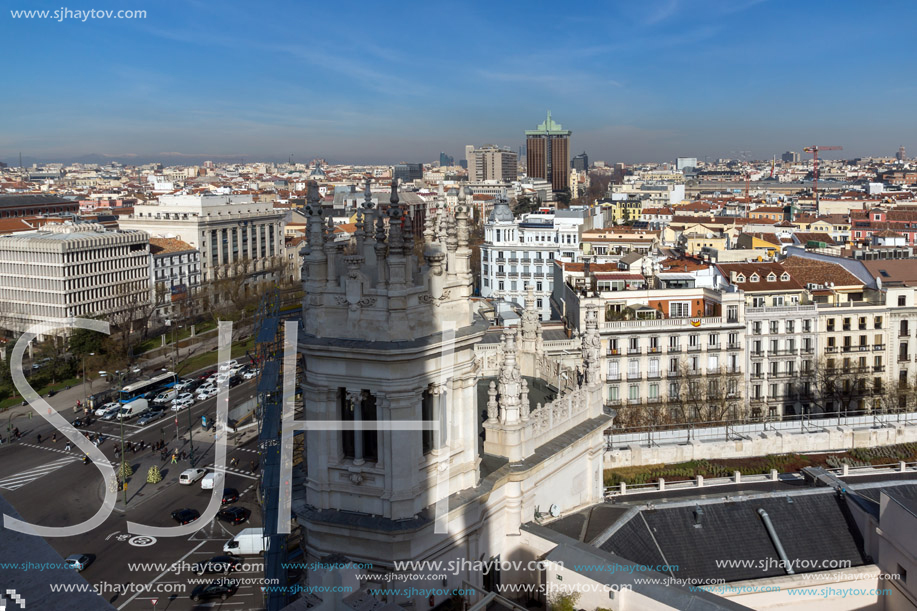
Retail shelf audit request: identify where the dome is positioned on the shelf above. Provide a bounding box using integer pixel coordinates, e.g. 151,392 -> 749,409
489,198 -> 514,223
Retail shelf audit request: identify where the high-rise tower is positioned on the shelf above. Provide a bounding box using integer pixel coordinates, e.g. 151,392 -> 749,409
525,110 -> 572,192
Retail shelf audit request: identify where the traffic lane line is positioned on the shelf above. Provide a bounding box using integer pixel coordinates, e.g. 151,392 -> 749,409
116,540 -> 208,610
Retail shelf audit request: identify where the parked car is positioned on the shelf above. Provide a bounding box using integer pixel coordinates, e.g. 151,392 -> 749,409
179,468 -> 207,485
94,401 -> 120,417
192,556 -> 242,575
137,409 -> 165,426
64,554 -> 94,572
221,488 -> 239,505
216,506 -> 251,525
190,578 -> 238,602
171,508 -> 201,525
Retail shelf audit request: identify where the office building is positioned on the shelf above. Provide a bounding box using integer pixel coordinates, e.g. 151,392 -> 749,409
675,157 -> 697,171
571,151 -> 589,172
0,223 -> 150,334
392,163 -> 423,184
438,152 -> 454,167
525,111 -> 571,192
118,193 -> 285,283
897,146 -> 907,162
782,151 -> 800,163
466,145 -> 518,182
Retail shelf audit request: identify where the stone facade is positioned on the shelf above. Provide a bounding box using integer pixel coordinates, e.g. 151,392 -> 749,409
294,180 -> 611,609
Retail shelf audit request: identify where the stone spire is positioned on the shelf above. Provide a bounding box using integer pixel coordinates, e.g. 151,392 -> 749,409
302,181 -> 327,284
373,199 -> 387,288
486,381 -> 499,422
497,327 -> 523,425
423,200 -> 437,245
581,305 -> 601,386
521,285 -> 539,343
520,378 -> 530,421
387,179 -> 405,255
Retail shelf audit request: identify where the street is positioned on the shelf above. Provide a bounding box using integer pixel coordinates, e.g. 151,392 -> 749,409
0,368 -> 272,611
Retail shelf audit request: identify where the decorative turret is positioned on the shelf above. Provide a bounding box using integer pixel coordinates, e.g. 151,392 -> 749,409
497,328 -> 523,425
581,305 -> 601,386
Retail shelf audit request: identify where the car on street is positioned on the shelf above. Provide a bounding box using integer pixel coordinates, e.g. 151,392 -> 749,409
152,389 -> 178,405
179,468 -> 207,485
174,379 -> 195,391
100,404 -> 122,421
171,395 -> 195,411
197,370 -> 216,381
94,401 -> 120,417
218,359 -> 240,373
216,506 -> 251,525
64,554 -> 94,571
171,508 -> 200,524
196,386 -> 217,401
137,408 -> 165,426
191,556 -> 242,575
190,578 -> 238,602
221,487 -> 239,504
228,375 -> 242,389
241,368 -> 259,380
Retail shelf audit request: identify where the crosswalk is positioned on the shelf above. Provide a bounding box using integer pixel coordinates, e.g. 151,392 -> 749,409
0,457 -> 79,490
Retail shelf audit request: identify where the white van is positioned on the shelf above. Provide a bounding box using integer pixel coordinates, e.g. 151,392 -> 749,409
117,398 -> 149,420
152,389 -> 178,405
201,471 -> 223,490
223,528 -> 268,556
179,468 -> 207,485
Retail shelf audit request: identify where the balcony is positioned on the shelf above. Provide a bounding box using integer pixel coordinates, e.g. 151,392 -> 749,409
606,349 -> 621,357
728,343 -> 742,350
687,344 -> 702,352
874,344 -> 886,351
751,350 -> 766,358
494,257 -> 506,263
495,272 -> 506,278
874,366 -> 886,373
752,372 -> 766,379
707,344 -> 723,351
842,346 -> 854,353
646,371 -> 661,379
802,346 -> 814,354
826,346 -> 838,353
606,373 -> 621,381
627,398 -> 641,405
901,329 -> 910,337
648,347 -> 662,354
856,345 -> 870,352
506,257 -> 519,263
626,372 -> 642,381
624,348 -> 643,356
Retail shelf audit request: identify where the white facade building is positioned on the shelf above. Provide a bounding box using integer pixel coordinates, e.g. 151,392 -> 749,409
118,193 -> 285,283
0,223 -> 150,334
148,237 -> 201,324
481,202 -> 589,320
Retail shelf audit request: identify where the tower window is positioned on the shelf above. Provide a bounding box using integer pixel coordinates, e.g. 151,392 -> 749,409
340,388 -> 378,462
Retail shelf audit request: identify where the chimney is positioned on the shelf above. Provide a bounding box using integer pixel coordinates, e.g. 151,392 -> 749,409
730,270 -> 737,283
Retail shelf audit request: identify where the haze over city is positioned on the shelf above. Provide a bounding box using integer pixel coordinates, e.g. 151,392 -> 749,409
3,0 -> 916,165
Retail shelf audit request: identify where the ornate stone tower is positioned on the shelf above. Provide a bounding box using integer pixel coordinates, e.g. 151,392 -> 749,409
297,180 -> 485,562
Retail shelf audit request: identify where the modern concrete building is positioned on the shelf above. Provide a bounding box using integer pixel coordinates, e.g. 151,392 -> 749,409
571,151 -> 589,172
392,163 -> 423,184
525,111 -> 571,192
466,145 -> 518,182
118,193 -> 285,283
0,223 -> 150,334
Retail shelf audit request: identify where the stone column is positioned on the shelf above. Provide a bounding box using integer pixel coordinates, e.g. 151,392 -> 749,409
346,389 -> 364,466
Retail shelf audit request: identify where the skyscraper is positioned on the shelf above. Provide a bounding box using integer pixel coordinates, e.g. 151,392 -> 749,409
525,111 -> 571,192
439,152 -> 454,167
897,146 -> 907,161
781,151 -> 800,163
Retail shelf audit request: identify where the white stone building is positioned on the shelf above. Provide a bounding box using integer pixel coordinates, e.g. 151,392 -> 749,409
0,223 -> 150,334
118,193 -> 285,283
295,185 -> 610,610
481,201 -> 589,320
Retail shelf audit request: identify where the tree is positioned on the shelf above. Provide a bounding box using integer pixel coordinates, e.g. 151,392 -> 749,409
117,461 -> 133,481
548,591 -> 580,611
555,188 -> 572,208
586,171 -> 612,204
512,195 -> 539,215
146,465 -> 163,484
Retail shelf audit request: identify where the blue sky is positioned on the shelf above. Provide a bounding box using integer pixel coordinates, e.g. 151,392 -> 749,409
2,0 -> 915,165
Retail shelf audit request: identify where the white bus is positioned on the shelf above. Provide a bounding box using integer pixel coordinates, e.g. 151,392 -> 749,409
119,371 -> 177,405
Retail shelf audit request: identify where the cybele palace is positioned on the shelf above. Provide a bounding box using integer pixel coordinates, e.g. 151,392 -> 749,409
293,180 -> 611,608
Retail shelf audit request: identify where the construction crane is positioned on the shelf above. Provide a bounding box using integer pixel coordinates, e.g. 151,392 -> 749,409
803,145 -> 842,203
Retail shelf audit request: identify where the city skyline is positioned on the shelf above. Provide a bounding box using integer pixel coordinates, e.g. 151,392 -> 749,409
3,0 -> 916,165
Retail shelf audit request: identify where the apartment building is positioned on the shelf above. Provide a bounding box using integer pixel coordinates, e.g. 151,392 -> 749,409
466,145 -> 518,182
118,193 -> 285,283
560,283 -> 747,423
148,237 -> 201,324
0,223 -> 150,334
480,201 -> 588,320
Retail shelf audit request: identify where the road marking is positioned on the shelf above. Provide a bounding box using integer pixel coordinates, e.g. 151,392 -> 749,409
117,540 -> 207,610
0,457 -> 78,490
208,466 -> 258,480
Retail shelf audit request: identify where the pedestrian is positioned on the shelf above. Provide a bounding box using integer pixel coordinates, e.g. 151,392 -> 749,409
52,433 -> 57,443
230,457 -> 238,467
13,428 -> 19,439
171,453 -> 177,464
180,450 -> 186,461
250,460 -> 256,472
65,440 -> 71,451
37,433 -> 42,444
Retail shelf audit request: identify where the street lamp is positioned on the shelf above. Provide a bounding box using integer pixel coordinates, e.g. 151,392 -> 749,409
81,352 -> 94,414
